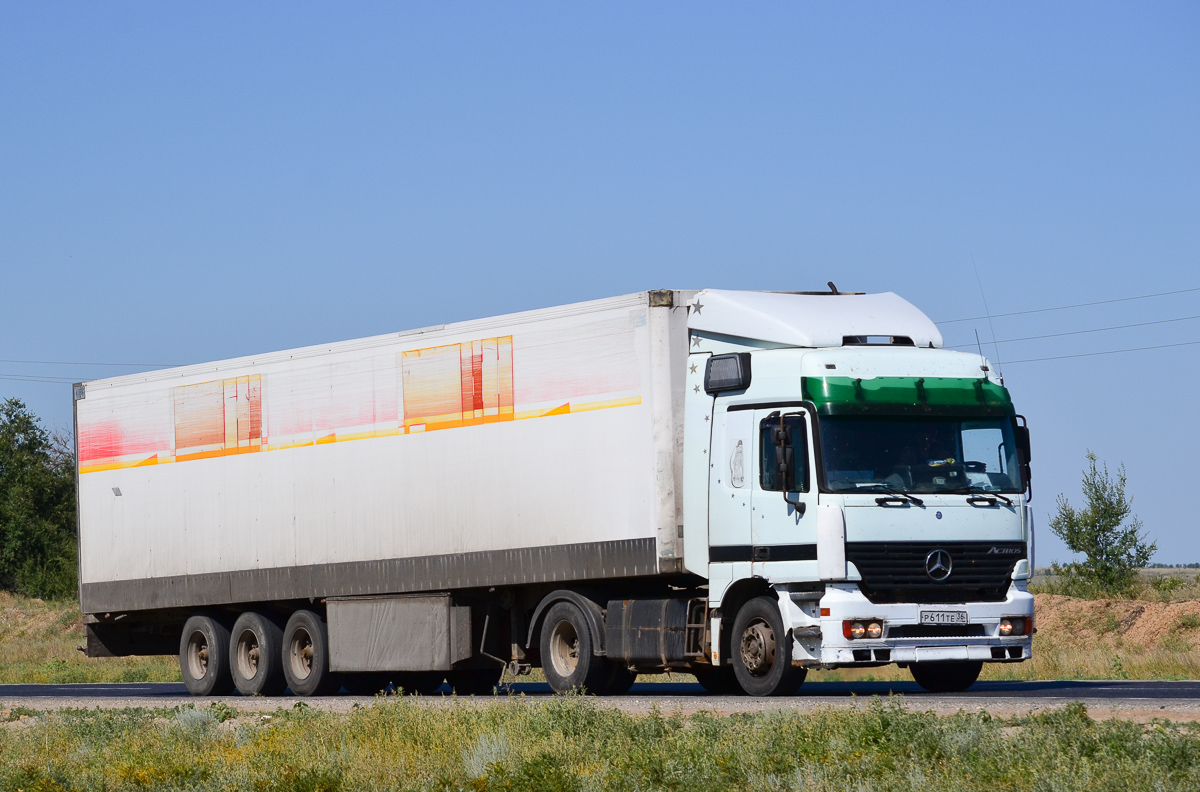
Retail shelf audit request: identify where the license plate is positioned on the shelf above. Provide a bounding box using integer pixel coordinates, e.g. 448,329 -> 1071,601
920,610 -> 968,625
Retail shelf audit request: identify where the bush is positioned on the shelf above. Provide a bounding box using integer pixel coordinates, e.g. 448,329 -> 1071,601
0,399 -> 77,598
1048,451 -> 1154,598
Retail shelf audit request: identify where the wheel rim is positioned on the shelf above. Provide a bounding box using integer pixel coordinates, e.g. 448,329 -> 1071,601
739,617 -> 777,678
186,629 -> 210,681
236,629 -> 261,681
288,627 -> 314,681
548,619 -> 580,678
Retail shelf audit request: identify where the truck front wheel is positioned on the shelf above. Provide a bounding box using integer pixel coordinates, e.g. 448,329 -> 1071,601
539,601 -> 611,694
180,615 -> 235,696
730,597 -> 806,697
282,610 -> 333,696
909,661 -> 982,693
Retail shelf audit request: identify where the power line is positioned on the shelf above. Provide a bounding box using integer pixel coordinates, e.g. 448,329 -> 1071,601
945,314 -> 1200,348
937,286 -> 1200,325
0,358 -> 178,367
1004,339 -> 1200,365
0,374 -> 79,384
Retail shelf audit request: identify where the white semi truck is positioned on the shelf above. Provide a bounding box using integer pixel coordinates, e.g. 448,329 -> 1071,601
75,288 -> 1033,697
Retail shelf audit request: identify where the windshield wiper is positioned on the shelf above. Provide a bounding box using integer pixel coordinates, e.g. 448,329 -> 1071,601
948,486 -> 1014,506
870,485 -> 925,506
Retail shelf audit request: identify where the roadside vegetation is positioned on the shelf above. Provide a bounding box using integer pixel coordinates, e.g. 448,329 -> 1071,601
0,399 -> 77,600
2,696 -> 1198,791
1046,451 -> 1156,599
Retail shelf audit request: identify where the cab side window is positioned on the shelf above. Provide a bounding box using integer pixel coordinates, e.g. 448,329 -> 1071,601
759,414 -> 809,492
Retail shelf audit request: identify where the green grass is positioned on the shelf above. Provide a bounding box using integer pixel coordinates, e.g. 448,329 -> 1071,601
0,592 -> 179,684
1,697 -> 1198,791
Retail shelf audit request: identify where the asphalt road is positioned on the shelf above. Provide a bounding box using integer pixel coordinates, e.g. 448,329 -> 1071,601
5,679 -> 1200,720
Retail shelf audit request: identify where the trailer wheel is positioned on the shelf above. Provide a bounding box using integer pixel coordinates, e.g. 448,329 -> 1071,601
909,661 -> 982,693
229,612 -> 287,696
180,615 -> 234,696
282,610 -> 333,696
539,601 -> 611,694
447,668 -> 503,696
730,597 -> 807,697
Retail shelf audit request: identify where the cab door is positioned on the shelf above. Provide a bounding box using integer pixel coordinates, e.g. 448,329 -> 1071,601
750,409 -> 819,576
708,404 -> 753,557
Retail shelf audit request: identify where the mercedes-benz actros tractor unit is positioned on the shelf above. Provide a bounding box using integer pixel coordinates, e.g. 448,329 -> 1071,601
75,288 -> 1033,697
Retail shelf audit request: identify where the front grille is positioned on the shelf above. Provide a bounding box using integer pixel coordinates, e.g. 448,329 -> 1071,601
845,541 -> 1024,604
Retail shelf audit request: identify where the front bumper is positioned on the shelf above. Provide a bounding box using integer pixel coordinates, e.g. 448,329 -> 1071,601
783,582 -> 1034,667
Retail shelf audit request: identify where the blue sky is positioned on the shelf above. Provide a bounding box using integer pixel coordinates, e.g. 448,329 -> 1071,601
1,3 -> 1197,564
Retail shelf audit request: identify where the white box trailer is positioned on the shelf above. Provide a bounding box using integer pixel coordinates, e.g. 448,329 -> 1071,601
76,288 -> 1035,697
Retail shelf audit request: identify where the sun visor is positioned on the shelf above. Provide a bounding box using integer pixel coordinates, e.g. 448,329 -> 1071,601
686,290 -> 943,348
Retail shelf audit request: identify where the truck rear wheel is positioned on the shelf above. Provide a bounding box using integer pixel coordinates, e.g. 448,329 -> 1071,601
282,610 -> 333,696
601,665 -> 637,696
730,597 -> 807,697
909,661 -> 983,693
539,601 -> 611,694
180,615 -> 234,696
230,612 -> 286,696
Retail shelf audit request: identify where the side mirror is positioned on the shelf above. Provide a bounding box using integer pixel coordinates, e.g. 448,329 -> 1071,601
773,420 -> 806,515
1014,416 -> 1032,498
1015,425 -> 1031,463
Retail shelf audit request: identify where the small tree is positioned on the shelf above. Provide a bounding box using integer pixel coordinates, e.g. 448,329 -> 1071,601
0,398 -> 78,598
1049,451 -> 1154,596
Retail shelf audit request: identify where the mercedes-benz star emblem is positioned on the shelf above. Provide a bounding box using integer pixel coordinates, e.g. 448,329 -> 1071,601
925,549 -> 953,581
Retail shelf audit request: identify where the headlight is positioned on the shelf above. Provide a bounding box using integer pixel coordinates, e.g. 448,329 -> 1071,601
850,621 -> 866,639
866,621 -> 883,639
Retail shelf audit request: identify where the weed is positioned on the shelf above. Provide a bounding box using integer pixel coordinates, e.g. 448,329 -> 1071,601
1177,612 -> 1200,630
1153,575 -> 1186,601
1,698 -> 1197,791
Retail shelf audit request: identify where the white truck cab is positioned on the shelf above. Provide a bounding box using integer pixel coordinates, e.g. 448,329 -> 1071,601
681,289 -> 1033,695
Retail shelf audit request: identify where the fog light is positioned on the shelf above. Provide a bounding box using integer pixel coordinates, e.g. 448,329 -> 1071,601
999,618 -> 1025,636
866,621 -> 883,639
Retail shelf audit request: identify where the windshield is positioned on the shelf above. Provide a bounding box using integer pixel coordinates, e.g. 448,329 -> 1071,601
818,416 -> 1024,494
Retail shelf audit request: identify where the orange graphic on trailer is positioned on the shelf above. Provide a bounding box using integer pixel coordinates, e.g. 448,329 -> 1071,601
174,375 -> 263,461
402,336 -> 513,433
76,326 -> 641,474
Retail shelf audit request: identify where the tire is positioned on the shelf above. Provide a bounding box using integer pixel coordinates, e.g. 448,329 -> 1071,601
447,667 -> 504,696
539,601 -> 611,694
601,665 -> 637,696
282,610 -> 333,697
730,596 -> 807,697
692,665 -> 742,695
179,615 -> 235,696
909,661 -> 983,693
394,672 -> 446,695
229,612 -> 287,696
